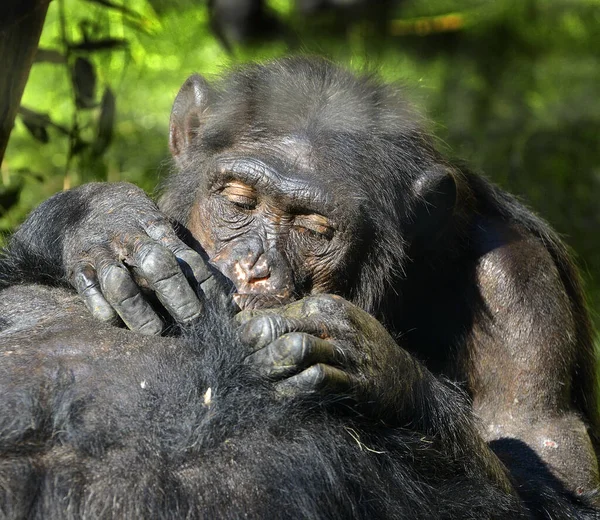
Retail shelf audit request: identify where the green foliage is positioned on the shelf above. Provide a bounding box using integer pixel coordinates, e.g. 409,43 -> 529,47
2,0 -> 600,331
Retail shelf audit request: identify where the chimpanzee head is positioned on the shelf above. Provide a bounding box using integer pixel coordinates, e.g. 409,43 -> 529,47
161,57 -> 458,315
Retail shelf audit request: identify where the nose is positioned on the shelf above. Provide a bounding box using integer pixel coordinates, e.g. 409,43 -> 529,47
210,238 -> 293,297
242,253 -> 270,282
236,251 -> 271,287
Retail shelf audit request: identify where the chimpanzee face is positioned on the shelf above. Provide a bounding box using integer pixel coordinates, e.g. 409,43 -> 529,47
187,145 -> 356,310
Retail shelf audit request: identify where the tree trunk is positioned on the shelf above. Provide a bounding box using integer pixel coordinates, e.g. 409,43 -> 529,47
0,0 -> 52,165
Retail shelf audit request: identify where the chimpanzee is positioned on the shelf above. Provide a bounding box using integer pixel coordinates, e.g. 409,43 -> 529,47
0,283 -> 533,519
0,57 -> 598,517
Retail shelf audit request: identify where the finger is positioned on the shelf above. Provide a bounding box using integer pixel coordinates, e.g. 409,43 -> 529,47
70,261 -> 118,324
244,333 -> 343,379
97,261 -> 163,335
275,363 -> 355,396
199,271 -> 239,316
144,221 -> 214,286
144,221 -> 237,315
237,314 -> 330,352
127,237 -> 204,324
234,299 -> 306,325
235,294 -> 353,338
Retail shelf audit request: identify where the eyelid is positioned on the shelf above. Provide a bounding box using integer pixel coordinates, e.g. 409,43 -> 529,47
294,214 -> 335,239
227,193 -> 255,204
221,181 -> 256,197
221,182 -> 257,207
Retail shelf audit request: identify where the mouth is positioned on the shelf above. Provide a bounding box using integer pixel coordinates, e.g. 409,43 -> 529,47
232,293 -> 294,311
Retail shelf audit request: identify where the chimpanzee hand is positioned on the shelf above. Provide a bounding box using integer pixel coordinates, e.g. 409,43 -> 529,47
236,294 -> 423,422
53,183 -> 230,334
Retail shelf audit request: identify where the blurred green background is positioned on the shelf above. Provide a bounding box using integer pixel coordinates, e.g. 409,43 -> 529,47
1,0 -> 599,329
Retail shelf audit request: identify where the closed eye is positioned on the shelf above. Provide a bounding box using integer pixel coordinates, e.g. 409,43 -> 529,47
294,214 -> 335,240
226,194 -> 256,210
221,182 -> 257,210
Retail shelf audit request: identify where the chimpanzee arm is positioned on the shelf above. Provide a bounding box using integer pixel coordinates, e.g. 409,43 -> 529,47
469,219 -> 599,504
235,294 -> 516,494
0,187 -> 89,288
0,182 -> 228,334
237,289 -> 599,514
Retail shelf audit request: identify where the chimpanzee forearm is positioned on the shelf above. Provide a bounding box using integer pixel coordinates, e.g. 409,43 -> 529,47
404,373 -> 515,493
0,187 -> 90,288
419,376 -> 599,516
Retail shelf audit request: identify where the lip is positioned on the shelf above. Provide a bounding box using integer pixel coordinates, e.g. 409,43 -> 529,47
232,293 -> 294,311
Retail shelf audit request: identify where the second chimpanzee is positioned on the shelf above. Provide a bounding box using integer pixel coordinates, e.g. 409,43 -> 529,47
1,57 -> 598,516
0,283 -> 538,518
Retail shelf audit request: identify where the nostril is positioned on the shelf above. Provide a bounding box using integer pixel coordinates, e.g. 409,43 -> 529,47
248,256 -> 270,281
231,255 -> 270,286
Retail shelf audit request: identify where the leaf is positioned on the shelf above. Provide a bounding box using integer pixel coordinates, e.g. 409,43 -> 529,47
34,49 -> 66,64
72,57 -> 97,109
93,88 -> 116,156
19,109 -> 50,144
18,107 -> 70,135
69,38 -> 128,52
82,0 -> 160,34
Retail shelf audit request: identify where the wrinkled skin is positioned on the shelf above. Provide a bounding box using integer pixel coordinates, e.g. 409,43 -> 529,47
66,184 -> 213,334
189,157 -> 359,310
2,57 -> 599,515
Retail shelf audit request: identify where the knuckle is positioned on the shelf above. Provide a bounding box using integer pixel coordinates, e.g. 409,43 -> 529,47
118,292 -> 143,308
72,265 -> 99,292
255,315 -> 279,337
137,243 -> 179,277
152,270 -> 186,291
174,301 -> 203,322
80,283 -> 102,299
241,315 -> 282,348
238,318 -> 263,345
170,241 -> 195,258
199,273 -> 220,296
98,263 -> 129,288
282,332 -> 311,358
114,293 -> 162,334
184,254 -> 213,283
136,318 -> 163,336
71,260 -> 94,277
307,363 -> 327,386
143,220 -> 173,241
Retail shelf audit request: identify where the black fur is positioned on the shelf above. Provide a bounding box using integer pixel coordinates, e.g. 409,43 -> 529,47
1,280 -> 598,518
0,284 -> 528,519
0,189 -> 90,289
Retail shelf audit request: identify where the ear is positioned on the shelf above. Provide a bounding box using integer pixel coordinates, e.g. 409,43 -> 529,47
410,164 -> 457,240
169,74 -> 211,165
